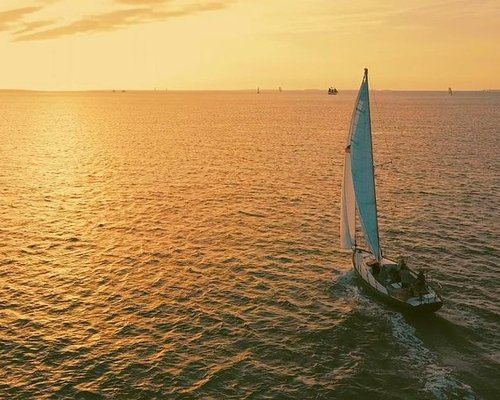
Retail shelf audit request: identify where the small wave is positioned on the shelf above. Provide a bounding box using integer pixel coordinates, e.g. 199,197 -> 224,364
74,389 -> 105,400
238,210 -> 267,218
180,351 -> 250,394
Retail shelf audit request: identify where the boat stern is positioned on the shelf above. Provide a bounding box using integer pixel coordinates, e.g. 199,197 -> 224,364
352,248 -> 443,314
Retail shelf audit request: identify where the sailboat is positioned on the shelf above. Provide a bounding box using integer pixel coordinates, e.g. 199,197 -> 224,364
328,87 -> 339,95
340,69 -> 443,313
448,87 -> 453,96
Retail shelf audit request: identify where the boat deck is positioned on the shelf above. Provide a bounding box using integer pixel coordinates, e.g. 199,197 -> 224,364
354,249 -> 442,311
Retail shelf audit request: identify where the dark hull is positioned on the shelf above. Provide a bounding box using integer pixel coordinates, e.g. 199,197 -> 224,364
352,253 -> 443,314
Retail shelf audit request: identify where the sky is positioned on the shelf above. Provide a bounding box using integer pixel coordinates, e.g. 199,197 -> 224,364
0,0 -> 498,90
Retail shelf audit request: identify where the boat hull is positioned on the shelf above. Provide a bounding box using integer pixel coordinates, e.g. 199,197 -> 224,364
352,249 -> 443,314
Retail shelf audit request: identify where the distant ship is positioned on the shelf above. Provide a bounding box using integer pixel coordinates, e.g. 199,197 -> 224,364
448,87 -> 453,96
328,87 -> 339,95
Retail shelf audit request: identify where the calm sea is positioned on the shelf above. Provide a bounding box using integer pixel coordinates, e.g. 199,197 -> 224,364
0,90 -> 498,399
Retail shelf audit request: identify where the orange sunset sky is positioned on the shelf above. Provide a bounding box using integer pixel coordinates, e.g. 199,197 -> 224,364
0,0 -> 499,91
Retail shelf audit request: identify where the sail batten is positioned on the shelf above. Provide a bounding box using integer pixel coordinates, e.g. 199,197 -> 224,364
341,69 -> 381,261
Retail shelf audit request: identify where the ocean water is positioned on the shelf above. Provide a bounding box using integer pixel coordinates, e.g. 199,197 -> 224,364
0,89 -> 498,399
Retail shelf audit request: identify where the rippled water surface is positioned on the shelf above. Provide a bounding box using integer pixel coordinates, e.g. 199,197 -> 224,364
0,90 -> 498,399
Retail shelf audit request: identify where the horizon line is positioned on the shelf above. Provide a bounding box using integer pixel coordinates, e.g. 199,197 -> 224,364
1,88 -> 499,93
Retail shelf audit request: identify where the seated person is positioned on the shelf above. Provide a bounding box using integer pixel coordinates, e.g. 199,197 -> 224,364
417,271 -> 425,286
399,269 -> 412,288
412,271 -> 428,296
398,257 -> 408,270
389,267 -> 401,283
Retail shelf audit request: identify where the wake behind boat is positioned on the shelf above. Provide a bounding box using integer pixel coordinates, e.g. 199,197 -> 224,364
340,69 -> 443,313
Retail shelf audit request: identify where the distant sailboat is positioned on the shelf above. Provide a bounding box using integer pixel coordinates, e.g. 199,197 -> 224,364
340,69 -> 443,313
328,87 -> 339,95
448,87 -> 453,96
257,87 -> 260,94
278,86 -> 282,92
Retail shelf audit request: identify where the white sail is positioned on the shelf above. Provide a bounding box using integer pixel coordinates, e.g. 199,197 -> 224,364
340,147 -> 355,249
347,69 -> 381,261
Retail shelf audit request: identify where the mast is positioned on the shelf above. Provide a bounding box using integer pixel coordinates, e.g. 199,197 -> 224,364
363,68 -> 382,260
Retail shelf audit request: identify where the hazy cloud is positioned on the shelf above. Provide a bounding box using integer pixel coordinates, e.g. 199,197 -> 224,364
114,0 -> 172,4
14,19 -> 56,35
0,6 -> 44,31
8,1 -> 231,41
16,8 -> 153,41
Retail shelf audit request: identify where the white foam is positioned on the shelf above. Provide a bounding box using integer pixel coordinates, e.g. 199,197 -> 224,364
388,313 -> 477,400
334,269 -> 479,399
331,270 -> 387,317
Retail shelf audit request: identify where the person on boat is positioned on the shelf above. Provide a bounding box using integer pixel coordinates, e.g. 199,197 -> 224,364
399,268 -> 412,288
371,262 -> 380,276
416,271 -> 425,287
413,271 -> 427,297
389,267 -> 401,283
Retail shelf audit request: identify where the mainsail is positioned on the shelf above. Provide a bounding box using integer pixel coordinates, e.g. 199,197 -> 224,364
342,69 -> 381,261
